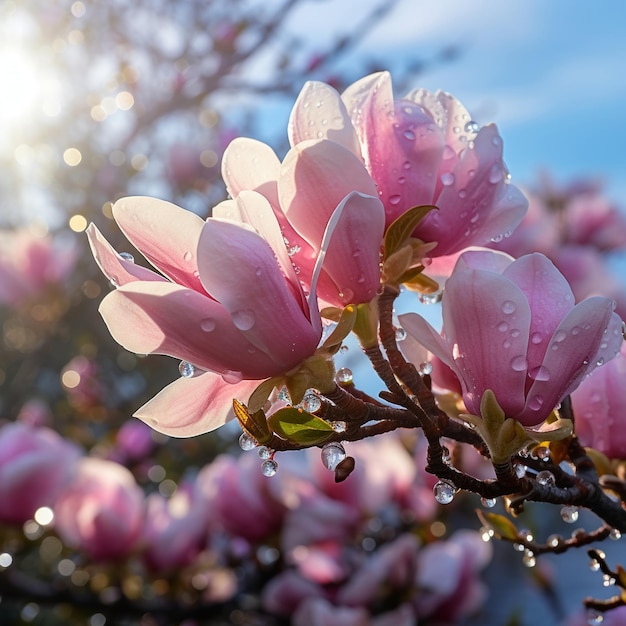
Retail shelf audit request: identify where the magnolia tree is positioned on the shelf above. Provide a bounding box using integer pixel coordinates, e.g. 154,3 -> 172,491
3,4 -> 626,626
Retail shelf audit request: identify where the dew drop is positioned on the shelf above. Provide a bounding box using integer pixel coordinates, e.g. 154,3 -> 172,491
331,421 -> 346,433
419,361 -> 433,376
402,161 -> 411,170
395,326 -> 407,341
531,332 -> 543,345
510,356 -> 527,372
522,550 -> 536,568
403,129 -> 416,141
464,120 -> 480,133
287,244 -> 301,257
301,391 -> 322,413
183,251 -> 193,262
433,480 -> 456,505
586,609 -> 604,625
255,267 -> 263,277
398,176 -> 406,185
336,368 -> 353,384
536,470 -> 555,486
553,330 -> 567,342
528,395 -> 544,411
440,172 -> 455,186
178,361 -> 195,378
257,446 -> 273,460
497,322 -> 508,333
221,369 -> 243,384
321,442 -> 346,471
389,194 -> 402,206
119,252 -> 135,263
200,318 -> 216,332
239,432 -> 257,451
560,505 -> 579,523
481,497 -> 497,508
596,357 -> 605,367
501,300 -> 516,314
261,459 -> 278,477
515,463 -> 527,478
232,309 -> 256,331
109,276 -> 119,287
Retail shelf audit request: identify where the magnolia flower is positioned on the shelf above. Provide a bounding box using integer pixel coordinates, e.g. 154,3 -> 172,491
87,194 -> 328,436
54,457 -> 144,561
221,137 -> 385,307
571,343 -> 626,459
0,228 -> 76,306
0,422 -> 81,524
400,249 -> 623,426
288,71 -> 528,257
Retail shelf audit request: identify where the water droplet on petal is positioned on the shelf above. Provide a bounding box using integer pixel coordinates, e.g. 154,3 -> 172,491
179,361 -> 195,378
441,172 -> 455,186
389,194 -> 401,205
553,330 -> 567,342
419,361 -> 433,376
200,318 -> 216,332
119,252 -> 135,263
464,120 -> 480,133
418,290 -> 443,305
232,309 -> 256,331
497,322 -> 508,333
402,160 -> 412,170
261,459 -> 278,477
531,332 -> 543,345
239,432 -> 257,451
221,369 -> 243,384
501,301 -> 516,314
321,442 -> 346,471
434,480 -> 456,504
489,164 -> 503,184
183,251 -> 193,262
528,395 -> 544,411
403,129 -> 416,141
510,356 -> 527,372
255,267 -> 263,277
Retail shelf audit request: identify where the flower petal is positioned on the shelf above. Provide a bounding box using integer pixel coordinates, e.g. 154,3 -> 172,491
112,196 -> 205,293
289,81 -> 361,155
221,137 -> 281,207
343,71 -> 444,224
523,298 -> 622,424
316,191 -> 384,306
198,219 -> 321,369
279,139 -> 378,249
398,312 -> 457,373
134,373 -> 260,437
99,281 -> 279,378
503,253 -> 575,370
452,248 -> 514,274
443,269 -> 531,416
86,223 -> 165,287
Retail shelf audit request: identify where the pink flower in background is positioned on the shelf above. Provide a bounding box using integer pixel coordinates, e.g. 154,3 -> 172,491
288,71 -> 528,257
401,249 -> 623,426
221,138 -> 385,308
114,420 -> 155,462
87,195 -> 323,436
571,343 -> 626,459
54,457 -> 144,561
61,355 -> 103,410
0,229 -> 77,306
142,482 -> 210,572
0,422 -> 82,524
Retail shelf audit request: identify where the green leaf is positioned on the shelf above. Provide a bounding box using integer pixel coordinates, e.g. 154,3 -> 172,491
476,510 -> 519,541
233,399 -> 271,445
402,270 -> 440,293
383,205 -> 437,260
268,407 -> 335,445
322,304 -> 357,350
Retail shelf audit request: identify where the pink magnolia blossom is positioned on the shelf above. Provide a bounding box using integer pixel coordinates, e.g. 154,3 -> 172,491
221,138 -> 385,307
54,457 -> 144,561
0,422 -> 81,524
0,229 -> 76,306
571,343 -> 626,459
142,482 -> 210,572
400,249 -> 623,426
288,71 -> 528,257
87,194 -> 325,436
113,419 -> 155,462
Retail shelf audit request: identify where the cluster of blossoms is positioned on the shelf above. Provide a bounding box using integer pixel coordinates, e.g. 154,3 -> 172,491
4,69 -> 624,623
0,417 -> 492,624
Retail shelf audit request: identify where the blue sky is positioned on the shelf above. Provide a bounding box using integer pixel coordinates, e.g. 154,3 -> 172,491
279,0 -> 626,202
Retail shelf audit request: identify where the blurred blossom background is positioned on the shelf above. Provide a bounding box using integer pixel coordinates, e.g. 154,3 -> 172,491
0,0 -> 625,625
